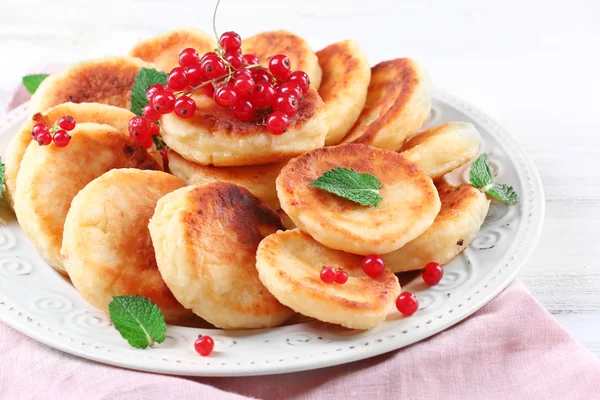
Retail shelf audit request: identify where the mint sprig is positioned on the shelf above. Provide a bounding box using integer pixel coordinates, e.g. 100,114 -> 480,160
469,154 -> 519,205
108,295 -> 166,349
0,157 -> 5,199
130,68 -> 168,116
22,74 -> 50,95
309,167 -> 383,207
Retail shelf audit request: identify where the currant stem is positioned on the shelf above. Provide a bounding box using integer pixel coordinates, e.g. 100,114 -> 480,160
212,0 -> 221,44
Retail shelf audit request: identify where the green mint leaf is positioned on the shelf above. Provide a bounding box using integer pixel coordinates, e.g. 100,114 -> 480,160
0,157 -> 5,199
469,154 -> 494,189
130,68 -> 168,116
487,183 -> 519,205
108,295 -> 166,349
309,167 -> 383,207
22,74 -> 50,95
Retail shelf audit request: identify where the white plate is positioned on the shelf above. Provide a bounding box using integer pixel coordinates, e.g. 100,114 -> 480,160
0,89 -> 544,377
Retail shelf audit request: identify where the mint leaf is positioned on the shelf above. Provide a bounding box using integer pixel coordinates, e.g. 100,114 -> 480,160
130,68 -> 168,116
469,154 -> 519,205
309,167 -> 383,207
108,295 -> 166,349
22,74 -> 50,95
0,157 -> 5,199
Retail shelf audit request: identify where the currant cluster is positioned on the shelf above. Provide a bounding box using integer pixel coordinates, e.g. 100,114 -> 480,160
30,115 -> 75,148
320,266 -> 349,285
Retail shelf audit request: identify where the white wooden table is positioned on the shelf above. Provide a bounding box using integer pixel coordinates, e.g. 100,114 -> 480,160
0,0 -> 598,355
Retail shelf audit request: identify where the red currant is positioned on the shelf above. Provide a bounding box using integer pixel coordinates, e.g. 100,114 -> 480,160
142,104 -> 160,122
320,266 -> 337,283
335,269 -> 349,285
203,84 -> 216,98
179,48 -> 200,67
250,82 -> 276,107
52,129 -> 71,147
362,254 -> 385,278
232,76 -> 255,96
174,96 -> 196,118
289,71 -> 311,94
233,67 -> 253,79
231,99 -> 255,121
152,91 -> 176,114
273,93 -> 299,116
278,82 -> 303,99
31,123 -> 49,139
185,64 -> 204,86
160,147 -> 169,172
201,56 -> 226,79
219,31 -> 242,52
396,292 -> 419,316
167,67 -> 189,91
194,335 -> 214,356
146,84 -> 165,102
36,131 -> 52,146
150,123 -> 160,137
214,85 -> 238,107
269,54 -> 292,80
200,52 -> 218,63
252,68 -> 272,84
224,52 -> 243,69
128,116 -> 151,137
266,111 -> 290,135
243,54 -> 259,66
58,115 -> 76,131
422,262 -> 443,285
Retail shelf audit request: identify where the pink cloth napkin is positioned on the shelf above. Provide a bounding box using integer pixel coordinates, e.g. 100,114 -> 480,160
3,77 -> 600,400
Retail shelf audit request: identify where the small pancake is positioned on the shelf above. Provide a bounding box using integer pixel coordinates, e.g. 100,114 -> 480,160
316,40 -> 370,145
256,229 -> 401,330
341,58 -> 431,150
62,169 -> 191,323
28,56 -> 148,116
276,209 -> 297,230
148,182 -> 294,329
382,182 -> 490,272
129,27 -> 216,72
400,122 -> 481,180
14,123 -> 160,274
276,143 -> 441,255
242,30 -> 322,89
160,88 -> 327,166
168,149 -> 285,210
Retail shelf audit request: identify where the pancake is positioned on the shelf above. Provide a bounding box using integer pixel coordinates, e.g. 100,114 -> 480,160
129,27 -> 216,72
276,143 -> 441,255
276,209 -> 297,230
14,123 -> 160,274
341,58 -> 431,150
256,229 -> 401,330
62,169 -> 191,323
168,149 -> 285,211
400,122 -> 481,180
148,182 -> 294,329
316,40 -> 370,145
242,30 -> 322,89
160,87 -> 327,166
28,56 -> 148,116
382,182 -> 490,272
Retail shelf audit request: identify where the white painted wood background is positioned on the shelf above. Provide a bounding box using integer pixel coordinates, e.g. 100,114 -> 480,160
0,0 -> 598,355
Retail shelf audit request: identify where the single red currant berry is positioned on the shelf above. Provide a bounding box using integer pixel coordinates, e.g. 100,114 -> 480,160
269,54 -> 292,80
335,269 -> 349,285
214,85 -> 238,107
174,96 -> 196,118
232,76 -> 255,96
146,84 -> 165,102
320,266 -> 337,284
278,82 -> 303,99
167,67 -> 189,91
219,31 -> 242,52
289,71 -> 311,94
273,92 -> 299,116
194,335 -> 214,357
31,123 -> 49,139
58,115 -> 76,131
37,131 -> 52,146
160,147 -> 169,172
422,262 -> 443,285
250,82 -> 276,107
396,292 -> 419,316
152,91 -> 176,114
266,111 -> 290,135
52,129 -> 71,147
185,63 -> 204,86
252,68 -> 272,84
203,84 -> 216,98
179,48 -> 200,67
128,116 -> 151,137
243,54 -> 260,66
200,52 -> 218,63
362,254 -> 385,278
201,56 -> 226,79
150,123 -> 160,137
142,104 -> 160,122
224,52 -> 243,69
233,67 -> 253,79
231,99 -> 255,121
